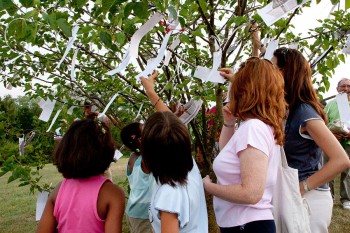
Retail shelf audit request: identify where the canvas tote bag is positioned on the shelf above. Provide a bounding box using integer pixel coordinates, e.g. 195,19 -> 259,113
272,147 -> 311,233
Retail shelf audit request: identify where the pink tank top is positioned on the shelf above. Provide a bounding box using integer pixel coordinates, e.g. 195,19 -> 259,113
54,176 -> 110,233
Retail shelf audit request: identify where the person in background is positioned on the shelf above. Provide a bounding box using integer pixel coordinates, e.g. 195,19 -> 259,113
272,47 -> 350,232
141,111 -> 208,233
324,78 -> 350,210
203,57 -> 287,233
37,119 -> 125,233
120,123 -> 154,233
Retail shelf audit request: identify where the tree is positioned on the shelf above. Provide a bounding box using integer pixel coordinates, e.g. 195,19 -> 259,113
0,0 -> 350,229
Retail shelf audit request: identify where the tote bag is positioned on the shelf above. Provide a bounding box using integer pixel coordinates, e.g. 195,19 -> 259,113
272,147 -> 311,233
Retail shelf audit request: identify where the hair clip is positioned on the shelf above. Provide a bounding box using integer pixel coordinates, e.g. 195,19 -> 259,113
96,120 -> 106,134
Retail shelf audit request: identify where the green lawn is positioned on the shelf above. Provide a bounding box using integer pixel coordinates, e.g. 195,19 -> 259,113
0,159 -> 349,233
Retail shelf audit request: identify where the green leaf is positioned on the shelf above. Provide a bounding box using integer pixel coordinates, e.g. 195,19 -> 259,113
57,18 -> 72,37
5,4 -> 17,15
178,16 -> 185,29
8,19 -> 27,39
198,0 -> 207,12
0,0 -> 15,9
44,13 -> 58,31
133,2 -> 149,19
339,53 -> 345,63
19,0 -> 34,8
124,2 -> 134,18
100,31 -> 112,48
114,32 -> 126,45
72,0 -> 88,8
346,0 -> 350,10
102,0 -> 116,13
17,19 -> 27,39
167,5 -> 177,20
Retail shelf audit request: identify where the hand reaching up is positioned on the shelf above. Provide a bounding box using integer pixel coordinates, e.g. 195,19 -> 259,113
219,68 -> 234,82
140,70 -> 158,94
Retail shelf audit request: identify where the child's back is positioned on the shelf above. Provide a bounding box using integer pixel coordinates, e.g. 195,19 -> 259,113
37,119 -> 125,233
121,123 -> 154,233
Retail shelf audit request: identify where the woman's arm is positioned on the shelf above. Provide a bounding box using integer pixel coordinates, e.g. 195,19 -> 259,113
36,184 -> 60,233
160,211 -> 179,233
140,70 -> 171,112
301,119 -> 350,196
203,146 -> 268,204
218,105 -> 237,150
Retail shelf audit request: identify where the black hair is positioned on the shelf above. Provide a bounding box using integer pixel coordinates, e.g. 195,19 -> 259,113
53,119 -> 115,178
120,122 -> 142,153
141,111 -> 193,187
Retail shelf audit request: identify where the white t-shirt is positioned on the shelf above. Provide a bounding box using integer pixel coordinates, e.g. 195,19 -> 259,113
213,119 -> 280,227
149,162 -> 208,233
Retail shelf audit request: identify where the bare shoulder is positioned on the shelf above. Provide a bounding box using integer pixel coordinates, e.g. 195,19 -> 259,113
49,181 -> 62,203
99,181 -> 125,205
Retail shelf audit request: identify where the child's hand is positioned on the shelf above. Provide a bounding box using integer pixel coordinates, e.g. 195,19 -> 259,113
140,70 -> 158,93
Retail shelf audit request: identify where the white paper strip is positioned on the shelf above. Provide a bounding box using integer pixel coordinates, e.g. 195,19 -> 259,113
6,83 -> 13,90
258,0 -> 310,26
55,25 -> 80,69
289,42 -> 299,49
129,13 -> 164,58
107,13 -> 164,75
46,109 -> 62,132
19,136 -> 25,156
36,191 -> 49,221
98,93 -> 118,119
336,93 -> 350,127
106,51 -> 132,75
71,49 -> 78,81
39,99 -> 56,122
55,127 -> 61,136
67,106 -> 76,115
193,39 -> 225,84
114,149 -> 124,160
342,36 -> 350,55
25,131 -> 35,146
164,38 -> 180,66
135,32 -> 173,80
134,103 -> 144,121
264,40 -> 279,60
272,0 -> 289,8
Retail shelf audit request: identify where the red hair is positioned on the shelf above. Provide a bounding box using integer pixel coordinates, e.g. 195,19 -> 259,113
229,58 -> 287,145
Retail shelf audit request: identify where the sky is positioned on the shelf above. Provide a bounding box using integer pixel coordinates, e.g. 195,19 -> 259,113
0,0 -> 349,99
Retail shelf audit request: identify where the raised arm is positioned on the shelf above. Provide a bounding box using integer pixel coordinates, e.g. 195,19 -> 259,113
140,70 -> 171,112
250,23 -> 265,58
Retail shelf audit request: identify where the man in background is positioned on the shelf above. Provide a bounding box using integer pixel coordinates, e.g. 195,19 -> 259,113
324,78 -> 350,210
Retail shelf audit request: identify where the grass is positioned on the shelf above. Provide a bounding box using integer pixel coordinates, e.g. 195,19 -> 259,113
0,159 -> 349,233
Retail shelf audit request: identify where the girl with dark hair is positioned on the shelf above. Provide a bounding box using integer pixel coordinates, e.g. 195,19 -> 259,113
37,119 -> 125,233
141,111 -> 208,233
272,47 -> 350,232
120,122 -> 154,233
203,58 -> 287,233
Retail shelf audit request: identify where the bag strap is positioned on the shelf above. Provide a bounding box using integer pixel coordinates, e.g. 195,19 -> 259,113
280,146 -> 289,168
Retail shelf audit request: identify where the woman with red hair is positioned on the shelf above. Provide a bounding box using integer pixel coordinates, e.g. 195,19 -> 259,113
203,57 -> 287,233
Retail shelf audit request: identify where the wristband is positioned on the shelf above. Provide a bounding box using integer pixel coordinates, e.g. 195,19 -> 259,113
153,98 -> 161,107
302,180 -> 310,192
